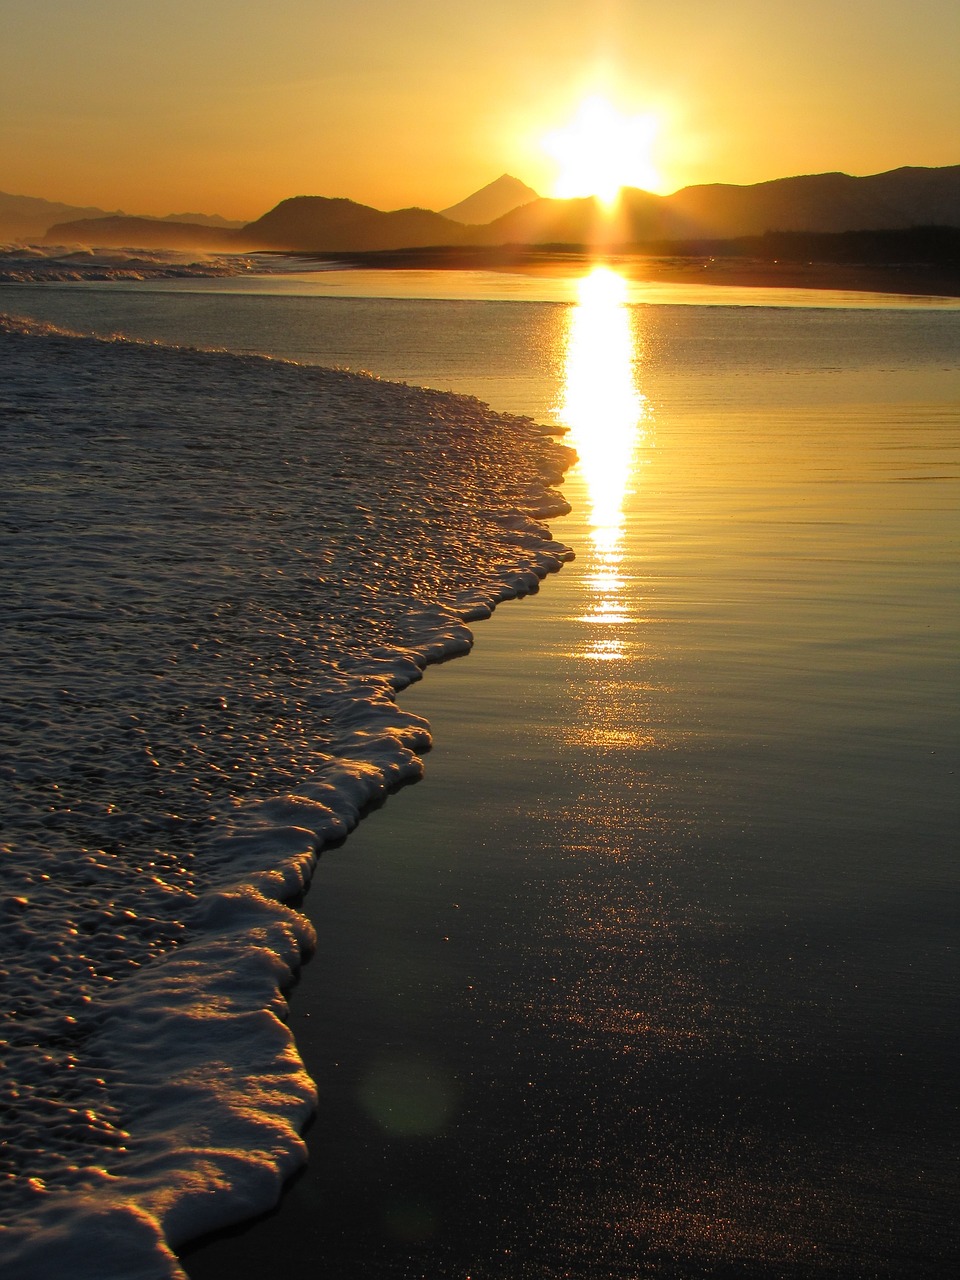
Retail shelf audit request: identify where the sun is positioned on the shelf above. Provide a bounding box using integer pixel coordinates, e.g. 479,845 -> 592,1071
542,96 -> 662,206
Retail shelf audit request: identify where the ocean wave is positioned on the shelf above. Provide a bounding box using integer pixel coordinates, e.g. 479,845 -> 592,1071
0,314 -> 574,1278
0,245 -> 265,283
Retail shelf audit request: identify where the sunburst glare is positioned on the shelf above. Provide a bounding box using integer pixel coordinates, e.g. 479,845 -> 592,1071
543,96 -> 662,206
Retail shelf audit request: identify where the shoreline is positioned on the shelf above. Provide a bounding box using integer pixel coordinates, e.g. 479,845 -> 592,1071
281,245 -> 960,299
179,500 -> 589,1280
7,290 -> 958,1280
0,318 -> 576,1280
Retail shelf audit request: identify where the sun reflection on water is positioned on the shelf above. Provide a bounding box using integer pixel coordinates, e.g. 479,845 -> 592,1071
557,266 -> 646,660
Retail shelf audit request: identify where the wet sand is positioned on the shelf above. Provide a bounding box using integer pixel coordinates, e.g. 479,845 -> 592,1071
181,297 -> 959,1278
182,403 -> 960,1277
180,544 -> 590,1280
7,288 -> 951,1278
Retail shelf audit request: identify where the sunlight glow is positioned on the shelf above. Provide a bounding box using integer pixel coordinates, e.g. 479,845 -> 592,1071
558,265 -> 646,659
560,266 -> 644,547
543,96 -> 662,206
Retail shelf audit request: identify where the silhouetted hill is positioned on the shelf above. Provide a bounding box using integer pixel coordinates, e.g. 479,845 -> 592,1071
44,216 -> 241,250
4,193 -> 243,243
440,175 -> 539,224
469,196 -> 610,246
662,166 -> 960,237
468,166 -> 960,245
239,196 -> 465,251
0,192 -> 121,242
31,165 -> 960,256
44,200 -> 464,253
157,212 -> 243,228
470,190 -> 666,246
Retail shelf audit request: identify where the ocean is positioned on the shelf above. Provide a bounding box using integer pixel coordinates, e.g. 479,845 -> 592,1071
1,261 -> 958,1278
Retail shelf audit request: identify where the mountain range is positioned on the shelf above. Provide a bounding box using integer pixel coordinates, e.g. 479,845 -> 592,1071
0,191 -> 243,243
7,166 -> 959,254
474,167 -> 960,246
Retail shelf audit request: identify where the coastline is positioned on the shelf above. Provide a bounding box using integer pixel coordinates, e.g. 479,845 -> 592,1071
5,292 -> 958,1279
178,300 -> 960,1275
179,563 -> 585,1280
0,317 -> 576,1279
281,244 -> 960,299
181,318 -> 960,1275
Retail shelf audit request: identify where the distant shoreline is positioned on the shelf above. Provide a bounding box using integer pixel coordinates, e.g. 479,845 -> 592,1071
279,244 -> 960,299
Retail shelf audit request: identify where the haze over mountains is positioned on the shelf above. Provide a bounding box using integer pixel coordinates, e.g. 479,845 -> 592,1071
475,166 -> 960,246
440,175 -> 540,224
4,166 -> 958,254
0,176 -> 534,246
0,191 -> 243,244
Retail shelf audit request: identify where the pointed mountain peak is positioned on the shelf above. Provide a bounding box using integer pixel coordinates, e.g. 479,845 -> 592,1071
440,175 -> 540,225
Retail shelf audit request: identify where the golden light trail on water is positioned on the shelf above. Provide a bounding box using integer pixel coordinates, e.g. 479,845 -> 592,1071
558,266 -> 646,660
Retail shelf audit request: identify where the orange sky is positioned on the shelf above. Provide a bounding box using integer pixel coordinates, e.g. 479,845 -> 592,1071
2,0 -> 958,219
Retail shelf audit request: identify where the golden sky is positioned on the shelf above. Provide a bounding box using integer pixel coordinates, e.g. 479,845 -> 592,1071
2,0 -> 957,219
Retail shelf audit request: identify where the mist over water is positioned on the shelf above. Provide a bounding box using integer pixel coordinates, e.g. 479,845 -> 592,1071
2,272 -> 958,1276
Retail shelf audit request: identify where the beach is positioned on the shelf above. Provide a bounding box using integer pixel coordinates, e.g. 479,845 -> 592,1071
180,284 -> 960,1277
1,275 -> 958,1277
186,519 -> 960,1278
5,0 -> 960,1270
0,314 -> 572,1278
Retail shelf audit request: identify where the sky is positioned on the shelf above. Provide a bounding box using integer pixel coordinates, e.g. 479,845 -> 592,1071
2,0 -> 957,219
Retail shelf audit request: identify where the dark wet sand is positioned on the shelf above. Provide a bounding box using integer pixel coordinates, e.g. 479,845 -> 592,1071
181,299 -> 960,1278
179,546 -> 591,1280
181,439 -> 960,1277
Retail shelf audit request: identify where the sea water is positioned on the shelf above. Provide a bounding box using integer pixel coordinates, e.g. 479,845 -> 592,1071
1,266 -> 958,1277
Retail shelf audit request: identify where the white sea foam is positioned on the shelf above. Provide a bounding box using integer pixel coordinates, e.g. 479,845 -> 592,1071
0,314 -> 574,1277
0,246 -> 264,283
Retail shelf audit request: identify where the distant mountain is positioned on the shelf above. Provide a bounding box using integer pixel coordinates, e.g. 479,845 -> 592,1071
0,192 -> 121,243
468,195 -> 635,247
440,175 -> 539,224
469,166 -> 960,245
156,212 -> 243,228
4,191 -> 243,244
33,165 -> 960,255
238,196 -> 465,252
659,166 -> 960,238
44,216 -> 241,250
